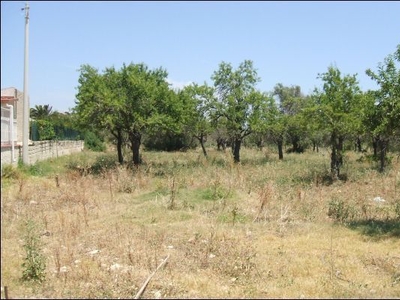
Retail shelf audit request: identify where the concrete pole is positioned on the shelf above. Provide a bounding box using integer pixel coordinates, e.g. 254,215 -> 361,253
22,1 -> 30,164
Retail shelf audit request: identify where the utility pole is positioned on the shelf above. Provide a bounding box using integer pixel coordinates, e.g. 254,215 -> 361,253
22,1 -> 30,164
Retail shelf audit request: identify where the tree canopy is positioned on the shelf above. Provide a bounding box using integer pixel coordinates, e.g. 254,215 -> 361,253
75,62 -> 186,166
68,44 -> 400,176
210,60 -> 263,163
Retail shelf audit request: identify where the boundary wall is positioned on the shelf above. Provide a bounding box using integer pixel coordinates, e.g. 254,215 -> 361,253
1,140 -> 84,167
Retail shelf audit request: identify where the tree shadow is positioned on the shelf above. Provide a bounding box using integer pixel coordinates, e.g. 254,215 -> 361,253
347,219 -> 400,239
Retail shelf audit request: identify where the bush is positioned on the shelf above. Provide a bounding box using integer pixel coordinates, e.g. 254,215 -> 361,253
90,154 -> 118,175
33,119 -> 56,141
84,131 -> 106,152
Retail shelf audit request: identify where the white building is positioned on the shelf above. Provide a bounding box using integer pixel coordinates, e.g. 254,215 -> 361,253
1,87 -> 25,147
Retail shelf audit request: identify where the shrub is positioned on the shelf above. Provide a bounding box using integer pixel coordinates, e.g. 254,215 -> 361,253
90,154 -> 118,175
34,119 -> 56,141
84,131 -> 106,152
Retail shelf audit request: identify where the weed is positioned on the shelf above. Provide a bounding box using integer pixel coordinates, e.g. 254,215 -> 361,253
21,219 -> 47,283
394,200 -> 400,221
328,199 -> 350,223
1,164 -> 21,179
168,176 -> 177,210
231,206 -> 238,226
254,183 -> 274,222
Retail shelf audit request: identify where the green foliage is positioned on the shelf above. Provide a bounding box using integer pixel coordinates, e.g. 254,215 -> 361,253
90,154 -> 118,175
143,131 -> 194,152
30,109 -> 81,141
30,106 -> 80,141
273,84 -> 309,153
24,164 -> 47,177
84,131 -> 106,152
364,44 -> 400,172
75,62 -> 186,165
21,219 -> 46,283
210,60 -> 266,162
308,66 -> 363,179
365,44 -> 400,139
33,119 -> 56,141
180,83 -> 215,156
51,112 -> 81,140
30,104 -> 53,120
15,160 -> 55,177
257,95 -> 287,159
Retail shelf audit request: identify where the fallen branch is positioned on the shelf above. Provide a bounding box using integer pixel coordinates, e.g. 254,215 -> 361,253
134,254 -> 170,299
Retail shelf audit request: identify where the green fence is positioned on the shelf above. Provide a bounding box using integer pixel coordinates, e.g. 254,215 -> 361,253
30,122 -> 81,141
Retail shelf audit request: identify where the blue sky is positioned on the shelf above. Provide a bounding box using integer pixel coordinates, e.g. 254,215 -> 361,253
1,1 -> 399,113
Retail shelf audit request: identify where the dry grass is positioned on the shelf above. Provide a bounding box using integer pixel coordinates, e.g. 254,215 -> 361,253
1,147 -> 400,299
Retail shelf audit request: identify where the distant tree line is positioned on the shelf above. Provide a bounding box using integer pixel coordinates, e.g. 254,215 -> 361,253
71,44 -> 399,178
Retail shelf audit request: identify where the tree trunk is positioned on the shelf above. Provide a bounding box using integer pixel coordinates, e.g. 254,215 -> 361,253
116,129 -> 124,164
277,137 -> 283,160
217,137 -> 226,151
129,131 -> 141,167
111,128 -> 124,165
330,133 -> 340,180
338,136 -> 344,167
256,136 -> 263,151
291,136 -> 302,153
199,134 -> 207,157
378,138 -> 388,173
372,137 -> 378,158
356,136 -> 362,152
233,138 -> 241,163
217,138 -> 222,151
312,140 -> 319,152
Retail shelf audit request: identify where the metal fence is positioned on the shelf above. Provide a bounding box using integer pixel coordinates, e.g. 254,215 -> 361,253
29,122 -> 81,141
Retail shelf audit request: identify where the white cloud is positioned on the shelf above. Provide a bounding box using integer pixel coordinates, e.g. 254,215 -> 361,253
167,79 -> 193,90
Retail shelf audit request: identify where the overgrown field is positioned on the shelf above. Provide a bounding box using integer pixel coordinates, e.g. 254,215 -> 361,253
1,147 -> 400,299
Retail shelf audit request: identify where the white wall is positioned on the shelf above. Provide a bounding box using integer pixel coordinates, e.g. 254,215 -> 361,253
1,140 -> 84,167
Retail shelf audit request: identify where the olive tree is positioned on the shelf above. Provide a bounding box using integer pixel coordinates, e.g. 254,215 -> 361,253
210,60 -> 262,163
75,62 -> 184,166
365,44 -> 400,172
309,66 -> 362,180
